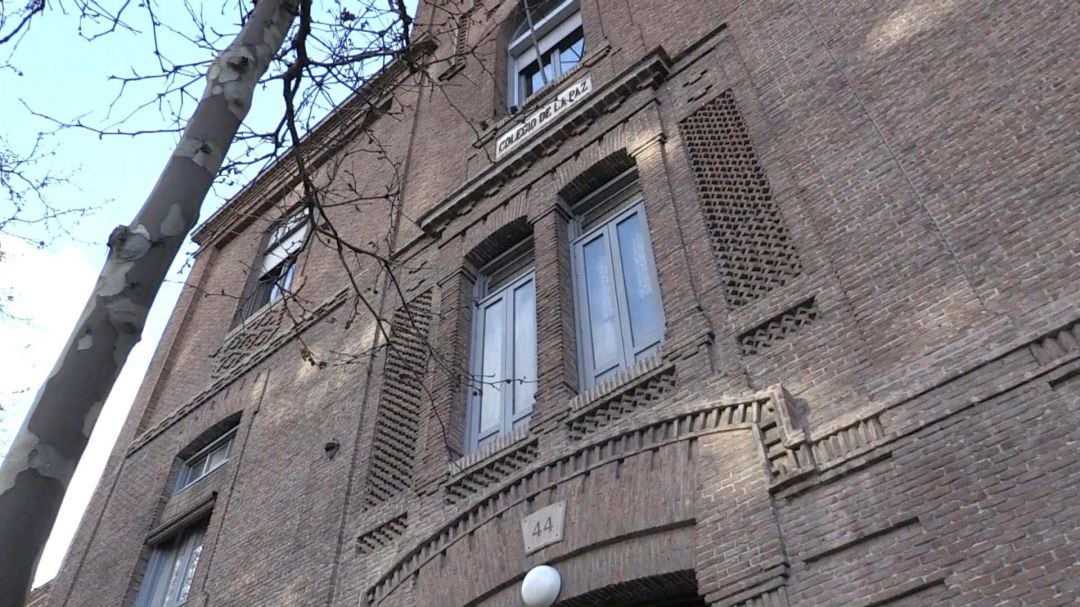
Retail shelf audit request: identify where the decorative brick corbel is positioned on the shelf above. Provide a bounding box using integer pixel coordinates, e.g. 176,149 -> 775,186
764,385 -> 817,490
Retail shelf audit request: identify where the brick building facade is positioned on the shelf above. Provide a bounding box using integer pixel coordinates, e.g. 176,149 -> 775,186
44,1 -> 1078,606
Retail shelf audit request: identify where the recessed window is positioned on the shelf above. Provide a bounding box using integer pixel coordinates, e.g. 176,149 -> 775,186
175,430 -> 235,492
571,172 -> 664,388
237,211 -> 309,322
135,521 -> 207,607
508,0 -> 585,107
467,242 -> 537,450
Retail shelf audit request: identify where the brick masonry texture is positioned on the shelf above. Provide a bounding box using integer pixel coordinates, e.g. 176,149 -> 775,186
43,1 -> 1078,606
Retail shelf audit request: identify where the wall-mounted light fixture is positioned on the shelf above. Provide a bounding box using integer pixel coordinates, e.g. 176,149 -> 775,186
521,564 -> 561,607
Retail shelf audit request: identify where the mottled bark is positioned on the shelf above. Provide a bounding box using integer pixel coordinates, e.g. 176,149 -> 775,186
0,2 -> 298,604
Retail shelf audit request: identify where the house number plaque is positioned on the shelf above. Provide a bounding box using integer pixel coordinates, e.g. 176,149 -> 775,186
521,501 -> 565,554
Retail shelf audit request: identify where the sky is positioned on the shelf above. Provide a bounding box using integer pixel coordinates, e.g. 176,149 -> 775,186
0,3 -> 278,588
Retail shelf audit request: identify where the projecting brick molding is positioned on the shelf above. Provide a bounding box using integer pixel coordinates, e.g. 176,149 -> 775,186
567,360 -> 677,440
356,513 -> 408,556
1029,318 -> 1080,364
364,289 -> 434,509
444,439 -> 539,506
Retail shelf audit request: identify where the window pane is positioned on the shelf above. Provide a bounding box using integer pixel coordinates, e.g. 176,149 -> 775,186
162,545 -> 188,606
478,298 -> 505,434
615,212 -> 663,352
512,279 -> 536,416
582,233 -> 622,375
532,62 -> 553,96
520,56 -> 555,101
559,28 -> 584,74
186,454 -> 208,484
174,535 -> 204,605
139,525 -> 206,607
268,260 -> 296,304
205,444 -> 229,473
144,545 -> 176,607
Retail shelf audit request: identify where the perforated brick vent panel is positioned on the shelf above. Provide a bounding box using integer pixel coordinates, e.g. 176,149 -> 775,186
680,90 -> 802,307
364,290 -> 434,508
738,297 -> 818,356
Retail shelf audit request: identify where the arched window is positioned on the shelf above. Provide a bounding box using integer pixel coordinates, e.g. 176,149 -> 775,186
467,239 -> 537,450
507,0 -> 585,107
174,428 -> 236,492
570,169 -> 665,388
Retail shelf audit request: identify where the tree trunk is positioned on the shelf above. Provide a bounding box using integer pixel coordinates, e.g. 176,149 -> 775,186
0,2 -> 299,603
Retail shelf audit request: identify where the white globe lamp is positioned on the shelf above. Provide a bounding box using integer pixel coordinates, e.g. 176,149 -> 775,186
521,564 -> 561,607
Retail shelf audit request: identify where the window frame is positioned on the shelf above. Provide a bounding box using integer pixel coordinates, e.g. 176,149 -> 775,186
570,175 -> 665,390
507,0 -> 584,107
135,521 -> 207,607
174,429 -> 236,493
237,210 -> 309,322
466,243 -> 537,451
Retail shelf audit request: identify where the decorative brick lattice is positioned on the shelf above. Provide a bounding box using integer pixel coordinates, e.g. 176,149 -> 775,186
567,365 -> 677,440
444,439 -> 539,505
738,298 -> 818,356
365,290 -> 434,508
210,305 -> 286,379
357,513 -> 408,555
681,91 -> 802,307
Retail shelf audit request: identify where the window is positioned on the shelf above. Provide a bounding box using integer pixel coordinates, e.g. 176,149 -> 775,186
175,430 -> 235,492
237,210 -> 309,321
571,173 -> 664,389
508,0 -> 585,107
136,521 -> 207,607
467,242 -> 537,450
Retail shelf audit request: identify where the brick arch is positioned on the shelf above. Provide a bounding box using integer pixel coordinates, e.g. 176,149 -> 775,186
464,214 -> 533,268
556,148 -> 636,206
175,412 -> 241,460
557,571 -> 705,607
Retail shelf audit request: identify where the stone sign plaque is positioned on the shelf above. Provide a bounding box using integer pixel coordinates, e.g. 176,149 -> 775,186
496,76 -> 593,159
521,501 -> 566,554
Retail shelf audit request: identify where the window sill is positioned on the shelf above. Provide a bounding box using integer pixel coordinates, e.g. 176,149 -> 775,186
438,61 -> 465,82
448,426 -> 532,477
566,354 -> 679,441
569,353 -> 668,412
444,430 -> 540,506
